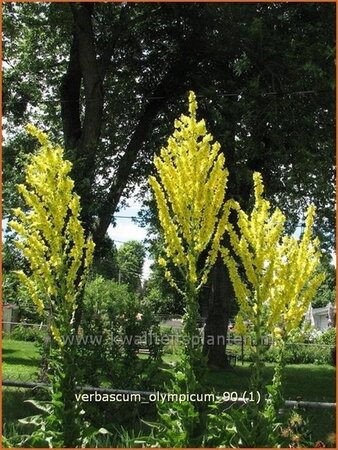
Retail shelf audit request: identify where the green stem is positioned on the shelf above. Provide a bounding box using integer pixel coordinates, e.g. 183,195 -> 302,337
50,316 -> 81,447
251,290 -> 265,400
270,340 -> 286,414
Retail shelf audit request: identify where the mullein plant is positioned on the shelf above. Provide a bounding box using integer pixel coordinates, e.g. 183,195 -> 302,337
148,91 -> 231,445
9,125 -> 95,447
221,172 -> 325,446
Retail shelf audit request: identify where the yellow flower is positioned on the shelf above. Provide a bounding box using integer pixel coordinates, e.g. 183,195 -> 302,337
158,257 -> 167,267
273,327 -> 283,341
25,123 -> 50,146
149,91 -> 229,290
164,270 -> 171,280
50,324 -> 63,348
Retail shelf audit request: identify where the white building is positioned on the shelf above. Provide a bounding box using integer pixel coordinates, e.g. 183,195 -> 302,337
305,302 -> 336,332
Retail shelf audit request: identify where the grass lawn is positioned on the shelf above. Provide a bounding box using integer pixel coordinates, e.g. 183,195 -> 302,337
2,339 -> 44,442
205,362 -> 336,402
2,339 -> 336,445
2,339 -> 40,381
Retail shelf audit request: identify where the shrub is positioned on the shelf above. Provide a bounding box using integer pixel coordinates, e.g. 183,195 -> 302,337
229,341 -> 332,365
9,324 -> 46,343
77,276 -> 163,389
143,284 -> 183,318
265,343 -> 332,365
316,327 -> 336,346
316,328 -> 336,366
70,277 -> 164,429
288,324 -> 322,343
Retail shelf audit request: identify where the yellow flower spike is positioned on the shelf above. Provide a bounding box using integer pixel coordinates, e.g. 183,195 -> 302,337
9,124 -> 95,341
222,173 -> 325,344
273,327 -> 283,341
149,91 -> 229,291
188,91 -> 198,118
25,123 -> 50,147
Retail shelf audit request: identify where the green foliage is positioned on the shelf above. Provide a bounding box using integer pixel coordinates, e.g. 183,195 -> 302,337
9,395 -> 110,448
143,237 -> 185,316
199,397 -> 285,448
3,273 -> 39,323
2,422 -> 34,449
230,341 -> 333,366
144,284 -> 182,317
264,344 -> 332,366
117,240 -> 146,291
9,325 -> 45,343
221,405 -> 279,448
2,419 -> 143,449
91,235 -> 119,280
2,238 -> 43,322
311,259 -> 336,307
78,276 -> 163,389
85,425 -> 143,448
203,404 -> 235,447
288,324 -> 322,343
205,386 -> 312,448
316,327 -> 336,346
142,361 -> 207,448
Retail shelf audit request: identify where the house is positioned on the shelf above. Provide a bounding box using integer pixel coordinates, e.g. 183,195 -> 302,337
305,302 -> 336,332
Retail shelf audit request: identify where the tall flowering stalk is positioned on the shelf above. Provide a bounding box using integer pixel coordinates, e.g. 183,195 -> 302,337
221,172 -> 325,445
9,124 -> 95,446
149,91 -> 229,372
146,91 -> 231,446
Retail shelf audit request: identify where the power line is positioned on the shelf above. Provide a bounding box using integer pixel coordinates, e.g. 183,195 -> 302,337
111,238 -> 138,244
2,89 -> 330,105
114,215 -> 137,219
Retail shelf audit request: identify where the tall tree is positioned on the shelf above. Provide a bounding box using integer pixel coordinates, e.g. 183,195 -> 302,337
117,240 -> 145,292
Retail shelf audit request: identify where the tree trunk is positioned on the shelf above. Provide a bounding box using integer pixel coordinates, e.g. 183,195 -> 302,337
60,4 -> 104,233
203,255 -> 233,368
202,111 -> 240,369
